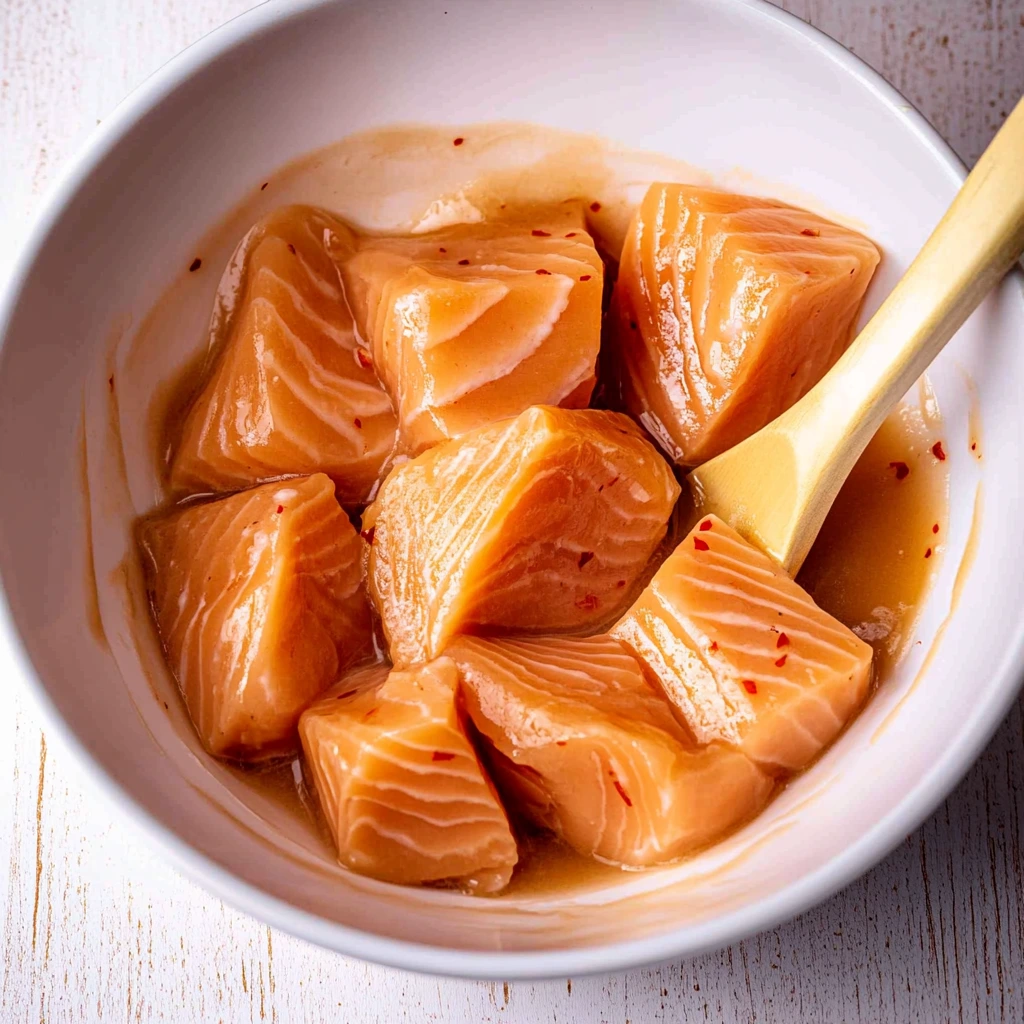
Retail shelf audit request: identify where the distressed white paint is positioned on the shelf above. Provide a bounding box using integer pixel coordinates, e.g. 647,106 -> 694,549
1,1 -> 1023,1020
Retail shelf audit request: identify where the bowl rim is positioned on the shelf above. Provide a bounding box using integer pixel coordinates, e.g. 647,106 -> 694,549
1,0 -> 1022,981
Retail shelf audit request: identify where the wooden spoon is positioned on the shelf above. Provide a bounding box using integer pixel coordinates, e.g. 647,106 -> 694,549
687,96 -> 1024,576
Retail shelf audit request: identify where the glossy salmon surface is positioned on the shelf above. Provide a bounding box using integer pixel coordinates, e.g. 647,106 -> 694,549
339,206 -> 603,453
139,473 -> 372,759
612,514 -> 874,773
170,206 -> 398,503
299,657 -> 518,892
447,635 -> 774,866
363,406 -> 681,666
609,184 -> 880,465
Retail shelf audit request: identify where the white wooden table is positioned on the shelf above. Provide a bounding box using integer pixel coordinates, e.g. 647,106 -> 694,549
2,2 -> 1023,1020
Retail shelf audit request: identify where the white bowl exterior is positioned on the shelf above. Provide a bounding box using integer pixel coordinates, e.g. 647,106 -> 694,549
0,0 -> 1022,978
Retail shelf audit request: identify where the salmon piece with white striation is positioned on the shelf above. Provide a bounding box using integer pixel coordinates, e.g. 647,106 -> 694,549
170,205 -> 398,504
338,205 -> 603,453
362,406 -> 681,667
609,183 -> 880,465
447,635 -> 774,866
299,657 -> 518,892
138,473 -> 372,760
612,514 -> 874,773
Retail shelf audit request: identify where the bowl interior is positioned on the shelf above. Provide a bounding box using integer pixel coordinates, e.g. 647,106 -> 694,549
1,0 -> 1022,977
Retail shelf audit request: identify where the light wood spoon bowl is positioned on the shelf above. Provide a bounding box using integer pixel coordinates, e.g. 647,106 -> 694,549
688,96 -> 1024,575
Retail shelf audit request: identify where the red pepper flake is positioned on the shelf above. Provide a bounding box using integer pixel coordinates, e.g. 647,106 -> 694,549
699,519 -> 713,531
574,594 -> 599,611
556,740 -> 567,747
189,257 -> 202,272
579,274 -> 592,282
693,537 -> 710,551
458,258 -> 470,265
971,442 -> 978,451
590,201 -> 602,212
356,348 -> 373,368
364,707 -> 378,719
432,751 -> 456,761
107,374 -> 114,392
932,441 -> 947,461
932,523 -> 939,534
565,232 -> 578,238
925,547 -> 932,559
742,679 -> 758,695
453,136 -> 465,146
532,229 -> 551,237
889,461 -> 910,481
709,641 -> 719,652
353,417 -> 362,429
336,688 -> 358,700
536,268 -> 551,275
612,779 -> 633,807
800,228 -> 820,237
578,551 -> 595,568
287,243 -> 296,254
606,476 -> 619,488
775,654 -> 788,668
360,526 -> 375,544
276,505 -> 284,514
439,247 -> 447,253
260,182 -> 269,190
616,579 -> 626,588
777,632 -> 789,648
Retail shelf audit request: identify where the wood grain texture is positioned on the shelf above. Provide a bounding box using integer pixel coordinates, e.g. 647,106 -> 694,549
1,1 -> 1022,1021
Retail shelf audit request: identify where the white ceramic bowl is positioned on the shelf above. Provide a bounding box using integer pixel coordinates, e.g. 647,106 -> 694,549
1,0 -> 1022,980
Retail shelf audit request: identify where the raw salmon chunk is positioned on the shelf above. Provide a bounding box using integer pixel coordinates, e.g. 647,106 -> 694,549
363,406 -> 681,666
299,657 -> 518,892
447,636 -> 774,866
612,514 -> 874,772
610,184 -> 880,465
339,208 -> 603,452
139,473 -> 372,759
170,205 -> 397,503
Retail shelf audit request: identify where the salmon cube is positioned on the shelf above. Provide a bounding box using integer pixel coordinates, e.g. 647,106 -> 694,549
138,473 -> 372,759
363,406 -> 681,666
299,657 -> 518,892
610,184 -> 880,465
612,514 -> 874,772
447,635 -> 774,866
339,209 -> 603,453
170,205 -> 398,504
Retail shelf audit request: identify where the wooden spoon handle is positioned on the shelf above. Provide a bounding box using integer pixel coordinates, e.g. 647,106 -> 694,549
804,96 -> 1024,459
755,96 -> 1024,571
